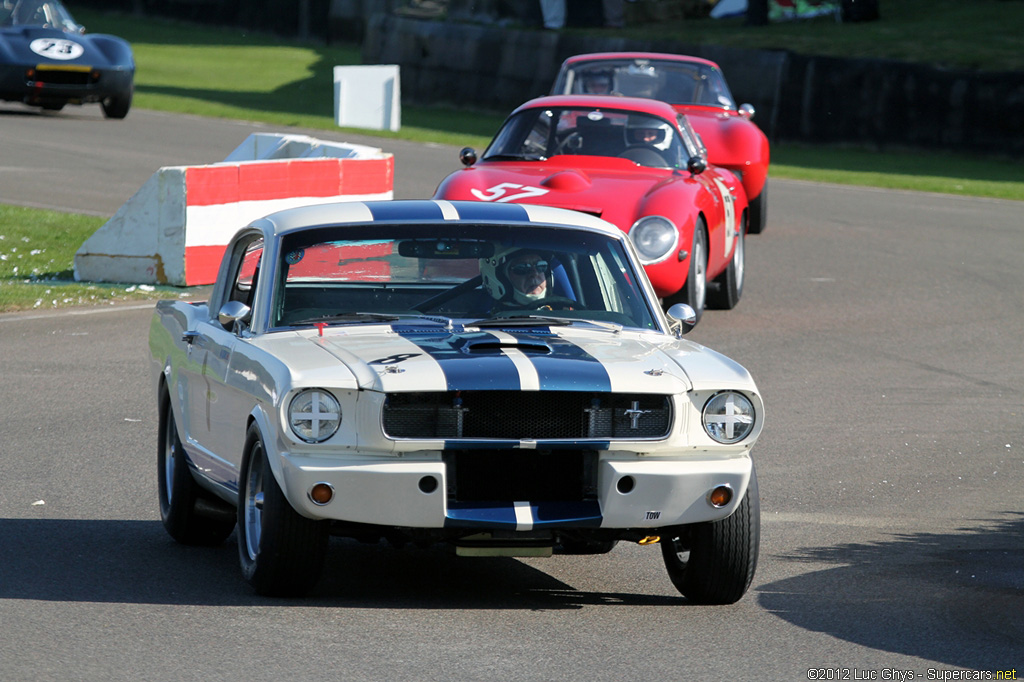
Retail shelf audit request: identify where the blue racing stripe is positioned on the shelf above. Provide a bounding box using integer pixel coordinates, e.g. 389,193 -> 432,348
451,201 -> 532,222
367,200 -> 446,222
445,502 -> 518,528
396,330 -> 522,391
529,334 -> 612,392
444,501 -> 602,528
533,501 -> 602,527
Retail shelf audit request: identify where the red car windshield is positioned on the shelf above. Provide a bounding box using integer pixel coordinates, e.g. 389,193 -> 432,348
557,58 -> 736,110
484,106 -> 685,169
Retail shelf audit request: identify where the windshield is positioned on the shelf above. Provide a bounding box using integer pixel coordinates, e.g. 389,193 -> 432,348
484,106 -> 686,169
557,58 -> 736,110
272,222 -> 658,331
0,0 -> 82,31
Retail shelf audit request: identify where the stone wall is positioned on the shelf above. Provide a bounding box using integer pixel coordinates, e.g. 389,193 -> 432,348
361,13 -> 1024,156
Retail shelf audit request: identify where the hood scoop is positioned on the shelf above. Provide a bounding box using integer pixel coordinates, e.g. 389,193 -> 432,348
541,170 -> 592,192
464,340 -> 551,355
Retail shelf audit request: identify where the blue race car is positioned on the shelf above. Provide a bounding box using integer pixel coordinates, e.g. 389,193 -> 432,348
0,0 -> 134,118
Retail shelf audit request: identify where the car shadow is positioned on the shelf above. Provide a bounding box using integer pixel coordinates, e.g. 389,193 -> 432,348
756,511 -> 1024,669
0,518 -> 682,609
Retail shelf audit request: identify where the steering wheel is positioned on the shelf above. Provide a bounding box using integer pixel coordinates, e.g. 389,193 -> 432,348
553,132 -> 582,156
527,296 -> 584,312
619,145 -> 667,167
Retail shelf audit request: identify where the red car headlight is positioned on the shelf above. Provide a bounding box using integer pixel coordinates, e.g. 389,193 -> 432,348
629,216 -> 678,264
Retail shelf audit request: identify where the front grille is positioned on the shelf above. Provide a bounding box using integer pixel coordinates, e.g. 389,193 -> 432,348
382,391 -> 671,440
30,69 -> 94,86
447,449 -> 597,502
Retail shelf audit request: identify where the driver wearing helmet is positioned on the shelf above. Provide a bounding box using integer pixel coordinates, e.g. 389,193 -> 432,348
581,70 -> 613,95
480,247 -> 574,312
626,116 -> 673,150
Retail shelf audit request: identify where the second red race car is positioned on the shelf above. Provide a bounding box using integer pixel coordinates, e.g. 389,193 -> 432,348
433,95 -> 748,323
551,52 -> 770,234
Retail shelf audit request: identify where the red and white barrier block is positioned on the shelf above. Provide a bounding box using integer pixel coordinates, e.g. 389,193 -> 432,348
74,133 -> 394,286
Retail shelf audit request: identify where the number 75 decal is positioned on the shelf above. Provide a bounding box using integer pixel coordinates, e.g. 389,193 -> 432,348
470,183 -> 550,203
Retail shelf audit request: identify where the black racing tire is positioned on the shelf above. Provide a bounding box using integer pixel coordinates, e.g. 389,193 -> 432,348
101,87 -> 132,119
157,390 -> 235,545
660,466 -> 760,604
662,217 -> 707,323
707,211 -> 746,310
237,423 -> 330,597
747,180 -> 767,235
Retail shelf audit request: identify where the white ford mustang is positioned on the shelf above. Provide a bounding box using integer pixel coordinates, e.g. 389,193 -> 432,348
149,200 -> 764,603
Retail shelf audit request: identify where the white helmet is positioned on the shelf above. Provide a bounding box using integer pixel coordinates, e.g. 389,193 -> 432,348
480,245 -> 554,304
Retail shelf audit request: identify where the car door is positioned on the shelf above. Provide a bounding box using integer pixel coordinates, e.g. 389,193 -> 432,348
184,237 -> 263,487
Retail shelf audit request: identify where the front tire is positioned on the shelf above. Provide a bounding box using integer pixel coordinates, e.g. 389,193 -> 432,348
663,217 -> 707,323
660,466 -> 760,604
707,211 -> 746,310
101,86 -> 132,119
157,390 -> 235,545
237,423 -> 329,597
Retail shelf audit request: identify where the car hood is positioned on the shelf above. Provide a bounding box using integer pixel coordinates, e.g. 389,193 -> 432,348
435,159 -> 684,231
255,323 -> 756,395
0,27 -> 125,67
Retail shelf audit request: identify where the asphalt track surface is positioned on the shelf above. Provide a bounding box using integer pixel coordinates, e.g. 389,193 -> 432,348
1,103 -> 1022,681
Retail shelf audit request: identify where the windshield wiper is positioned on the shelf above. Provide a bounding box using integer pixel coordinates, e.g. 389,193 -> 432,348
470,315 -> 623,332
483,153 -> 546,162
294,312 -> 402,325
293,312 -> 454,327
469,315 -> 572,328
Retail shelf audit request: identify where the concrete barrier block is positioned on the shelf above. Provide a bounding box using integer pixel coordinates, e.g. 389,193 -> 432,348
74,133 -> 394,287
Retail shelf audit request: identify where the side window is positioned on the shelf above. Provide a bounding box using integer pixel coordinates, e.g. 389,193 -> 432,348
230,238 -> 264,308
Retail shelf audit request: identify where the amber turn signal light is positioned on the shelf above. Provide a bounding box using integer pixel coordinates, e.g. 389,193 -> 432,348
708,485 -> 733,508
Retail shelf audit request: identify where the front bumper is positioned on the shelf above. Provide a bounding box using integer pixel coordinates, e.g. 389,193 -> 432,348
0,64 -> 132,105
278,451 -> 753,530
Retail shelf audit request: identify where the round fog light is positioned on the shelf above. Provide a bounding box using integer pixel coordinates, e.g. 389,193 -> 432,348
309,482 -> 334,506
708,485 -> 733,508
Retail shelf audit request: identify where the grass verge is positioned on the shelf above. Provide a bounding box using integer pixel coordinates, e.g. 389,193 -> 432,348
0,206 -> 201,313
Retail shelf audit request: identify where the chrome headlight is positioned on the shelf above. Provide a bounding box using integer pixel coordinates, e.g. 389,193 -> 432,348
289,389 -> 341,443
629,216 -> 678,264
702,392 -> 755,444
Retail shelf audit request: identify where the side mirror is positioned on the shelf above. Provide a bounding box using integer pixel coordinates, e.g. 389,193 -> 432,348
665,303 -> 697,336
686,155 -> 706,176
738,103 -> 755,120
459,147 -> 477,167
218,300 -> 251,331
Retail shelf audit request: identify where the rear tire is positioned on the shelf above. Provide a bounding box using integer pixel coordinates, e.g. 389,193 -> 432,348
661,466 -> 760,604
747,180 -> 767,235
237,423 -> 329,597
157,390 -> 235,545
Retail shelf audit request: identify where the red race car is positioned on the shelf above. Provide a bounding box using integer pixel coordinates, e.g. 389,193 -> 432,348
433,95 -> 748,322
551,52 -> 770,234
